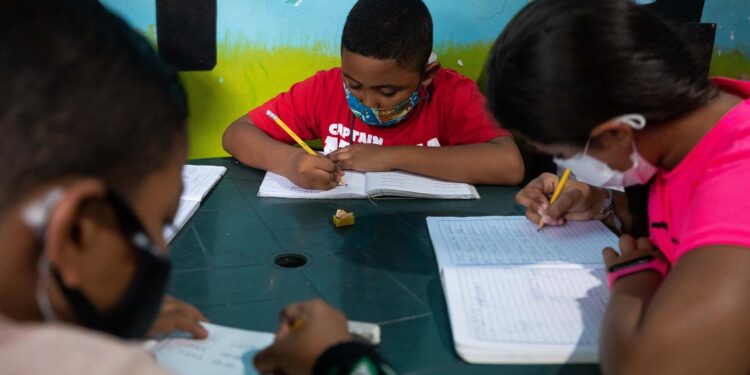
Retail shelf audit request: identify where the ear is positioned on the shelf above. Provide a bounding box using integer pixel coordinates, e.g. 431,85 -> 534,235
420,60 -> 441,87
44,179 -> 108,289
589,117 -> 635,150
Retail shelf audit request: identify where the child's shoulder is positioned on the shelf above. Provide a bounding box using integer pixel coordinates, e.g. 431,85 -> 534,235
433,67 -> 473,83
309,67 -> 343,83
430,67 -> 481,98
294,67 -> 343,93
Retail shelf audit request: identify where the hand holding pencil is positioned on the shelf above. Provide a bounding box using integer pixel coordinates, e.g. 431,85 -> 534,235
515,171 -> 613,229
266,110 -> 344,190
254,299 -> 352,375
537,168 -> 571,231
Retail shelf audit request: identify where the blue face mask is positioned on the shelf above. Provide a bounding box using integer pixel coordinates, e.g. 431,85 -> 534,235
343,82 -> 425,127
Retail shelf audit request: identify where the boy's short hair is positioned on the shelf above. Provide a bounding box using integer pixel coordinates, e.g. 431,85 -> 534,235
342,0 -> 433,72
0,0 -> 187,213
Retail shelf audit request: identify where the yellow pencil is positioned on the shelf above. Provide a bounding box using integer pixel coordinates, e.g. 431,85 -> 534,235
537,168 -> 571,231
265,110 -> 345,186
266,110 -> 317,155
290,319 -> 306,331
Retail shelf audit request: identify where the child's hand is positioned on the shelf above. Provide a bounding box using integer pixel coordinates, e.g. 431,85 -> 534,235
146,295 -> 209,339
603,235 -> 664,269
328,144 -> 394,172
254,299 -> 352,375
288,152 -> 343,190
515,172 -> 609,226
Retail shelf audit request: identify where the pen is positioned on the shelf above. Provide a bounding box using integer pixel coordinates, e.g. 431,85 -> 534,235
537,168 -> 571,231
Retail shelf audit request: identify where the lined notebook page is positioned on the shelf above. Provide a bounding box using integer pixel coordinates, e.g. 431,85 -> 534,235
181,165 -> 227,202
427,216 -> 617,269
164,199 -> 199,243
257,171 -> 366,199
364,171 -> 478,198
446,267 -> 608,346
150,322 -> 274,375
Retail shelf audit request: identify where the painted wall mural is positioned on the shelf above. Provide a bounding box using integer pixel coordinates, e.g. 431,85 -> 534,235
102,0 -> 750,159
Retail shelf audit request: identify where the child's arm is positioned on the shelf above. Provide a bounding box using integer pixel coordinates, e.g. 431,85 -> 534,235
599,238 -> 750,373
328,136 -> 524,185
223,115 -> 341,190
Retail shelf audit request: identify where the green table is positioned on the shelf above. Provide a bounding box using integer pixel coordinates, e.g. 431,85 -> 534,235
169,158 -> 600,375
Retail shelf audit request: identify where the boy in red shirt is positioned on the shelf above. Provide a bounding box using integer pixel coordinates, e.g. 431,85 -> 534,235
223,0 -> 523,190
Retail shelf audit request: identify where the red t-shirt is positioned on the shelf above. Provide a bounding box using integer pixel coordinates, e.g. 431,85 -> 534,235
248,67 -> 510,154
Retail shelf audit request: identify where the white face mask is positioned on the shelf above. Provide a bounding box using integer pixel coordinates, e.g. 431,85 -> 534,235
553,114 -> 658,189
21,187 -> 65,323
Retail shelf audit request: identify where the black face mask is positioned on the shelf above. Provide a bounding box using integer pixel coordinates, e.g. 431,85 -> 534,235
48,190 -> 171,339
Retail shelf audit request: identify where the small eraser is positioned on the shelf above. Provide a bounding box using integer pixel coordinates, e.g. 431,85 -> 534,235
347,320 -> 381,345
332,209 -> 355,227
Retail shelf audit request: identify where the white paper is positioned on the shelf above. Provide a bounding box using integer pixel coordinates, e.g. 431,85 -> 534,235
150,322 -> 274,375
163,165 -> 226,243
449,267 -> 607,343
181,165 -> 227,202
163,199 -> 200,243
427,216 -> 616,269
257,170 -> 367,199
427,216 -> 619,364
364,171 -> 479,199
257,170 -> 478,199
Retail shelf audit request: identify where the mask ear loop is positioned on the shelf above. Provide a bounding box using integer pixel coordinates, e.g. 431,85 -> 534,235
617,114 -> 647,130
21,188 -> 65,322
584,114 -> 647,156
581,138 -> 593,156
615,114 -> 648,160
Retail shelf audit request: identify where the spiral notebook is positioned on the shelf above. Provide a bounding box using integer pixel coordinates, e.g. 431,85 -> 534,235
427,216 -> 618,364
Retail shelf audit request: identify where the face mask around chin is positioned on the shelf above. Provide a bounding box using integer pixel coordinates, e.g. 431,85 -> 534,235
552,114 -> 658,189
25,188 -> 171,339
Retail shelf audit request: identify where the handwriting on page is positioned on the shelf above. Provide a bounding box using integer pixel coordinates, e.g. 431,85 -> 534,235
457,267 -> 608,345
435,218 -> 614,266
260,171 -> 366,198
152,323 -> 274,375
366,171 -> 473,194
181,165 -> 225,201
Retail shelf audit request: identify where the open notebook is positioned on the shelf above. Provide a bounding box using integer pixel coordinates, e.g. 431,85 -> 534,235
257,170 -> 479,199
146,321 -> 380,374
147,322 -> 274,375
426,216 -> 618,364
163,165 -> 227,243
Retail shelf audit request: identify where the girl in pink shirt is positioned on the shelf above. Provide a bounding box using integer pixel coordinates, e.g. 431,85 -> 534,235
489,0 -> 750,373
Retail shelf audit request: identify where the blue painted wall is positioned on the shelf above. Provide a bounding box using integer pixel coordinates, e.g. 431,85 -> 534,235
101,0 -> 750,157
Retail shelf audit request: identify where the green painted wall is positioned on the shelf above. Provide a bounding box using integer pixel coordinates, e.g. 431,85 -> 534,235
179,41 -> 494,159
107,1 -> 750,159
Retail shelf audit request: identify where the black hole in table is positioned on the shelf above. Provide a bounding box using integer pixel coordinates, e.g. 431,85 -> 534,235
273,253 -> 308,268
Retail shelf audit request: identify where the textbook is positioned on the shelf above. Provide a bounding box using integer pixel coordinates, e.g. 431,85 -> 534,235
426,216 -> 619,364
163,165 -> 227,243
257,170 -> 480,199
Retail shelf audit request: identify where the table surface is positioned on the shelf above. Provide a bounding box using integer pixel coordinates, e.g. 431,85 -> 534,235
169,158 -> 600,375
